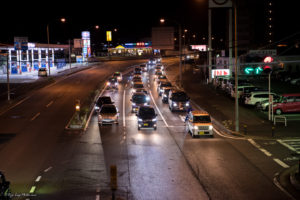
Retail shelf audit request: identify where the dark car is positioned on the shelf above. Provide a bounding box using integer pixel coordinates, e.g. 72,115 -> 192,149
168,90 -> 191,111
157,81 -> 172,96
107,77 -> 118,89
162,87 -> 173,103
136,105 -> 157,130
131,92 -> 150,112
95,96 -> 113,112
0,171 -> 10,199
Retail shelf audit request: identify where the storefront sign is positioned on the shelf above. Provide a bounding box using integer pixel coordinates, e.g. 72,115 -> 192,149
106,31 -> 112,42
212,69 -> 230,78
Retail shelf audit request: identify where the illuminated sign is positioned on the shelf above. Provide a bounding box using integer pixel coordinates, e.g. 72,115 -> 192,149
191,45 -> 207,51
106,31 -> 112,42
81,31 -> 91,61
212,69 -> 230,78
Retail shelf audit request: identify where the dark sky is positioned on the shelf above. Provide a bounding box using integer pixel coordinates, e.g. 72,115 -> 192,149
1,0 -> 208,44
1,0 -> 299,47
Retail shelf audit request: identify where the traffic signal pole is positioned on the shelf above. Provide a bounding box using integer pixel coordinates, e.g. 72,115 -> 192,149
234,2 -> 239,133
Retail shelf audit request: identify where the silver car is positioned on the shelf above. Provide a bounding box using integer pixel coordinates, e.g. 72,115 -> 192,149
98,104 -> 119,125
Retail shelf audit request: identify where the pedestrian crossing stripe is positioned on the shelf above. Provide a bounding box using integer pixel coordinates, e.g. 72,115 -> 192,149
277,139 -> 300,154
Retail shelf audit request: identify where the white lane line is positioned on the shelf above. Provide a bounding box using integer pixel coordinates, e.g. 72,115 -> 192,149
273,158 -> 290,168
149,91 -> 169,127
248,139 -> 272,157
277,139 -> 298,152
35,176 -> 42,182
30,112 -> 40,121
29,186 -> 36,194
44,166 -> 52,172
46,100 -> 53,108
96,194 -> 100,200
123,90 -> 126,127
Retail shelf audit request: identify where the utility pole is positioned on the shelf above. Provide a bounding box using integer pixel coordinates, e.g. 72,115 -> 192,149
47,24 -> 51,76
179,24 -> 182,88
69,39 -> 72,70
234,2 -> 239,133
208,8 -> 212,83
6,54 -> 10,101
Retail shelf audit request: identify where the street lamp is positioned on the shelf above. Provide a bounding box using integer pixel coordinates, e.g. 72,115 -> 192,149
160,18 -> 183,88
47,17 -> 66,76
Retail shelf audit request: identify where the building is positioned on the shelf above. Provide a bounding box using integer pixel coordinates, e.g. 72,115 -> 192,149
0,43 -> 69,75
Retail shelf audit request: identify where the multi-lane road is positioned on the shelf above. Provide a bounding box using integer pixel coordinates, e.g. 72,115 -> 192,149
0,58 -> 297,199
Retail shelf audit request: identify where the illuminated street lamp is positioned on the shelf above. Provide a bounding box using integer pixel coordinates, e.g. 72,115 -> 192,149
160,18 -> 183,87
95,25 -> 100,29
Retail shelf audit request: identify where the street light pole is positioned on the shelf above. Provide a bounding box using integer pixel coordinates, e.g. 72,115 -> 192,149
47,24 -> 51,76
234,1 -> 239,133
179,24 -> 182,88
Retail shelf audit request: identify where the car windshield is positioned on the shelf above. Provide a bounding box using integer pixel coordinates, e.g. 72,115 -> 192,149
113,73 -> 120,77
139,107 -> 155,117
172,92 -> 189,101
161,82 -> 172,87
193,116 -> 211,123
100,106 -> 117,114
132,94 -> 147,103
97,97 -> 112,104
109,78 -> 117,83
134,84 -> 144,88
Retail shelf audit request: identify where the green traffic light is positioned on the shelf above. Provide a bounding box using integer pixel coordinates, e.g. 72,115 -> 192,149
255,66 -> 263,74
244,67 -> 254,74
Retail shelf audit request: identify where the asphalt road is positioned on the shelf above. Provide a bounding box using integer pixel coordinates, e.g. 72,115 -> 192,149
0,58 -> 295,199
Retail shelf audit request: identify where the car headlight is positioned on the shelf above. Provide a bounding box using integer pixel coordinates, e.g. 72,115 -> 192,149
117,77 -> 121,80
193,126 -> 198,130
95,105 -> 99,110
138,118 -> 143,122
133,89 -> 136,93
186,102 -> 190,107
132,103 -> 136,106
209,125 -> 213,130
144,103 -> 148,105
173,102 -> 177,106
160,89 -> 164,92
146,96 -> 150,101
107,82 -> 110,86
163,94 -> 167,98
115,83 -> 118,85
152,118 -> 157,122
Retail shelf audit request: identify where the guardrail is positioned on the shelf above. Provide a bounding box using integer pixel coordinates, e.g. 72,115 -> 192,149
274,116 -> 287,127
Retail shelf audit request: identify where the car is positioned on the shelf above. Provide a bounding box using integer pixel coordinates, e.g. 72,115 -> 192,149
157,81 -> 172,96
107,77 -> 118,89
132,82 -> 145,93
136,105 -> 157,130
156,75 -> 168,83
38,68 -> 47,77
113,71 -> 122,81
154,71 -> 164,80
244,91 -> 278,106
273,93 -> 300,115
168,89 -> 191,111
256,96 -> 281,111
94,96 -> 113,112
131,92 -> 150,112
155,65 -> 164,72
133,70 -> 142,76
135,88 -> 148,95
0,171 -> 11,199
290,77 -> 300,86
230,85 -> 255,98
131,76 -> 143,84
140,64 -> 147,72
186,110 -> 213,138
98,104 -> 119,125
162,87 -> 173,103
148,58 -> 157,65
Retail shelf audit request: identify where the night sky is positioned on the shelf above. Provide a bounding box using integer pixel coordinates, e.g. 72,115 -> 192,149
0,0 -> 299,48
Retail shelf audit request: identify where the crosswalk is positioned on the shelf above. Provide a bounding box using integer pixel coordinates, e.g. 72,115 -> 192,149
277,139 -> 300,154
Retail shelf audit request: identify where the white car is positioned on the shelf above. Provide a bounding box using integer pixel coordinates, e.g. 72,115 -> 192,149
186,110 -> 213,138
245,91 -> 277,106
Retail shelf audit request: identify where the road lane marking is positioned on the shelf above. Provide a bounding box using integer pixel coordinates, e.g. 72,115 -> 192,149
273,158 -> 290,168
29,186 -> 36,194
149,91 -> 169,127
30,112 -> 40,121
123,90 -> 126,127
96,194 -> 100,200
35,176 -> 42,182
277,139 -> 300,154
46,101 -> 53,108
44,166 -> 52,172
248,139 -> 272,157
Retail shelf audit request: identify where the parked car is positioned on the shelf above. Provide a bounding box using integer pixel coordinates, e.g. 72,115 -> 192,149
244,91 -> 278,106
94,96 -> 114,112
38,68 -> 47,77
230,85 -> 254,98
98,104 -> 119,125
186,110 -> 213,138
136,105 -> 157,130
256,95 -> 281,111
273,93 -> 300,115
290,77 -> 300,86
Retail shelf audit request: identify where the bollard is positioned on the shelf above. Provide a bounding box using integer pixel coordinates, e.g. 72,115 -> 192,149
243,124 -> 247,135
272,126 -> 275,137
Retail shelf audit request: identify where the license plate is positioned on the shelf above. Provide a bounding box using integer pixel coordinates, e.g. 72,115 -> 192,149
199,131 -> 205,135
144,123 -> 148,126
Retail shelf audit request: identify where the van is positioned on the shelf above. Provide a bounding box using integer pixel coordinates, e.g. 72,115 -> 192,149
273,93 -> 300,115
245,91 -> 278,106
230,85 -> 254,98
186,110 -> 213,138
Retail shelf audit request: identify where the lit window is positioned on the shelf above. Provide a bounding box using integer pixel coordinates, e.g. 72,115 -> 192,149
269,32 -> 272,35
269,18 -> 272,21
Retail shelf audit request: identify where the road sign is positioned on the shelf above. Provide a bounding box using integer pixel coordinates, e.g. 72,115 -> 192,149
14,37 -> 28,51
249,49 -> 277,56
212,69 -> 230,78
106,31 -> 112,42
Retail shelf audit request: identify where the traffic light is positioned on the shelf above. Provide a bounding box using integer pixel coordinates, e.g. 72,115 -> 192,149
263,56 -> 274,74
244,66 -> 263,75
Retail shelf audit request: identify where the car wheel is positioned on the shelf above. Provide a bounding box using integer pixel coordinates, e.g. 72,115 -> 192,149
275,109 -> 282,115
255,102 -> 260,108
